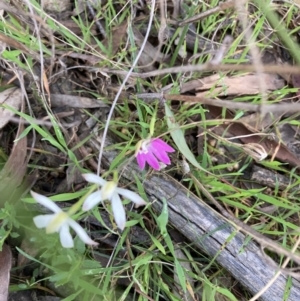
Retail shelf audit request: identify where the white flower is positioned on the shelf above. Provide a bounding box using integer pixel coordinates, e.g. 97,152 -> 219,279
82,174 -> 147,231
31,191 -> 98,248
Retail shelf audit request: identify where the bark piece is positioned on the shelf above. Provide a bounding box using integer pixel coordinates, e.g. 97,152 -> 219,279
251,165 -> 299,192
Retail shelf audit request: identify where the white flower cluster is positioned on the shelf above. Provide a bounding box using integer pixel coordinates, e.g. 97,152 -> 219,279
31,174 -> 147,248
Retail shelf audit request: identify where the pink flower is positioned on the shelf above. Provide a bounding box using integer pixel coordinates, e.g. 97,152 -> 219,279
135,138 -> 175,170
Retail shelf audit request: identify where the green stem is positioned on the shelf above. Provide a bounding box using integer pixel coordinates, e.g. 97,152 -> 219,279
68,184 -> 98,216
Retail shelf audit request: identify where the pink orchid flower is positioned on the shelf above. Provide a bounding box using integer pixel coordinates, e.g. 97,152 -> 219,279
135,138 -> 175,170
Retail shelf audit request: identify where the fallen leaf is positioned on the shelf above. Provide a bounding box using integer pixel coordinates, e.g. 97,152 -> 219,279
132,28 -> 168,65
102,21 -> 128,58
0,87 -> 22,129
0,244 -> 12,301
208,105 -> 300,167
0,93 -> 28,207
181,73 -> 285,95
50,94 -> 109,108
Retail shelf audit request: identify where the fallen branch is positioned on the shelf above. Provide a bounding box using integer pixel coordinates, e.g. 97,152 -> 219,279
98,142 -> 300,301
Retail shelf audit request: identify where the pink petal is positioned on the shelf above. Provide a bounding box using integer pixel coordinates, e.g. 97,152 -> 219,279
145,151 -> 160,170
136,153 -> 146,169
149,146 -> 171,165
153,149 -> 171,165
151,139 -> 175,153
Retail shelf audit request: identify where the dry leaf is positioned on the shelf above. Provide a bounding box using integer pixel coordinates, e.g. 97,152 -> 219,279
132,28 -> 168,71
181,73 -> 285,95
0,87 -> 22,129
208,105 -> 300,167
50,94 -> 109,108
102,21 -> 128,58
238,111 -> 283,130
0,93 -> 28,207
0,244 -> 12,301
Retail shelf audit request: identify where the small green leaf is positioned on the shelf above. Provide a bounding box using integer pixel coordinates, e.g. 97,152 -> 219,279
165,103 -> 208,173
175,259 -> 186,292
217,287 -> 238,301
148,232 -> 166,254
157,197 -> 168,236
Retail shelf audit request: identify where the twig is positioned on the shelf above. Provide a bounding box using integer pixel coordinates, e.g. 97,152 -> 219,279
178,0 -> 235,26
249,235 -> 300,301
210,35 -> 233,65
163,93 -> 300,114
100,62 -> 300,77
86,0 -> 106,37
57,62 -> 300,79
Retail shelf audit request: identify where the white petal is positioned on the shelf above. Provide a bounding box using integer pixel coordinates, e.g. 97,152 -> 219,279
33,214 -> 54,229
59,223 -> 74,248
82,190 -> 102,211
116,188 -> 147,207
111,193 -> 126,231
82,174 -> 106,186
30,191 -> 61,213
68,219 -> 98,246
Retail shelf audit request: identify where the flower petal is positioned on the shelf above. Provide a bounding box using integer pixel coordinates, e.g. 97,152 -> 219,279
68,219 -> 98,246
151,139 -> 175,153
116,187 -> 147,207
82,190 -> 103,211
30,191 -> 61,213
33,214 -> 54,229
144,150 -> 160,170
82,174 -> 106,186
150,147 -> 171,165
59,223 -> 74,248
136,153 -> 146,169
111,193 -> 126,231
